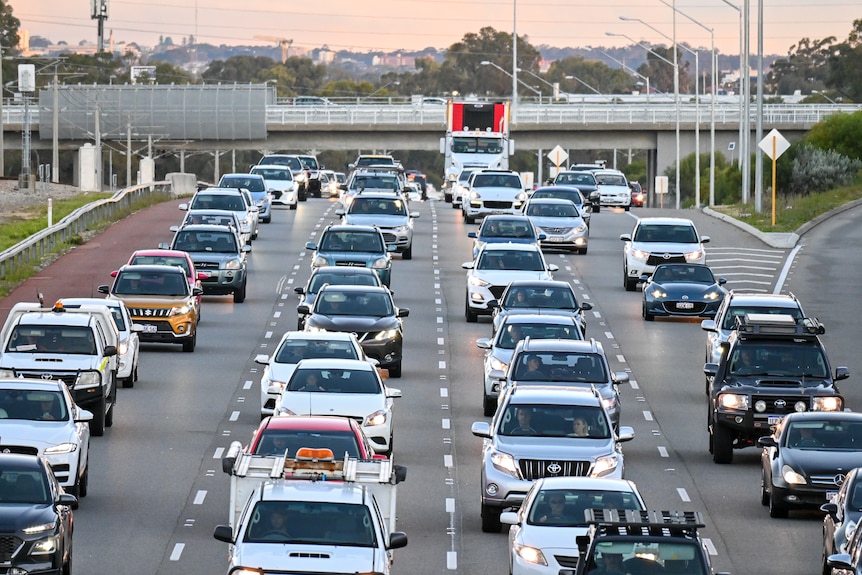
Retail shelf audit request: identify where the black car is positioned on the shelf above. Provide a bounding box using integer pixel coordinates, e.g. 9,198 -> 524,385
828,521 -> 862,575
641,263 -> 727,321
758,412 -> 862,519
823,468 -> 862,573
0,453 -> 76,574
294,266 -> 384,330
298,284 -> 409,378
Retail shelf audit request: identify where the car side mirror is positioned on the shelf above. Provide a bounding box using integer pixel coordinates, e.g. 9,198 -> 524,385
397,308 -> 410,318
103,345 -> 118,357
701,320 -> 716,332
836,367 -> 850,381
192,288 -> 203,296
97,285 -> 110,294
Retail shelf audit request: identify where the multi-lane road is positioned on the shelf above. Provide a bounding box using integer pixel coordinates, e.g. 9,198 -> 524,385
3,193 -> 860,575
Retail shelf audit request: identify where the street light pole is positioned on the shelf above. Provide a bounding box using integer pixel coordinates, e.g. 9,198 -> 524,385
512,0 -> 518,121
588,47 -> 653,100
719,0 -> 744,183
564,75 -> 602,96
481,61 -> 541,101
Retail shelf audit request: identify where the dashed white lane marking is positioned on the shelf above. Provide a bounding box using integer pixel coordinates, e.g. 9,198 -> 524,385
229,411 -> 240,421
243,380 -> 253,390
437,337 -> 445,345
616,354 -> 626,363
444,454 -> 453,468
446,498 -> 455,512
677,488 -> 691,502
439,361 -> 446,369
643,411 -> 654,421
170,543 -> 185,561
193,490 -> 206,505
658,446 -> 669,457
605,331 -> 614,339
273,311 -> 281,318
447,551 -> 458,569
440,388 -> 448,397
442,419 -> 450,429
264,331 -> 273,339
629,379 -> 639,390
213,447 -> 224,459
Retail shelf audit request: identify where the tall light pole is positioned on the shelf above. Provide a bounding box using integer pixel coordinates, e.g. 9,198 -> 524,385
607,31 -> 680,209
754,0 -> 764,213
564,75 -> 602,96
519,68 -> 561,101
481,61 -> 542,101
719,0 -> 745,185
585,47 -> 653,100
512,0 -> 518,121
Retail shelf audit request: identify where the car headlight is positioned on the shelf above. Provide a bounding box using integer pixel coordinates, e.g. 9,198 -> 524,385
371,257 -> 389,269
224,258 -> 243,270
240,222 -> 251,233
265,379 -> 287,394
117,339 -> 129,356
592,454 -> 620,477
704,290 -> 723,301
276,406 -> 297,416
631,249 -> 649,260
75,371 -> 101,389
374,328 -> 399,341
469,275 -> 491,287
601,396 -> 617,410
0,369 -> 15,378
685,249 -> 705,261
296,173 -> 307,183
514,543 -> 547,566
311,255 -> 329,267
813,396 -> 843,411
489,357 -> 508,372
718,393 -> 749,410
574,224 -> 587,234
393,225 -> 409,233
782,464 -> 807,485
256,199 -> 267,207
490,449 -> 520,478
23,521 -> 56,536
649,288 -> 667,299
470,190 -> 481,200
44,442 -> 78,455
169,305 -> 191,317
364,409 -> 388,427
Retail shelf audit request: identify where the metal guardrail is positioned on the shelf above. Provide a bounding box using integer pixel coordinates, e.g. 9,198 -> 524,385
0,181 -> 172,281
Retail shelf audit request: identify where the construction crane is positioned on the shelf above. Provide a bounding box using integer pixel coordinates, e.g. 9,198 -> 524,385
253,36 -> 293,64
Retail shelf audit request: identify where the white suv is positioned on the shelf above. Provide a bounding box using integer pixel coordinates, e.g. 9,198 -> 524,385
462,169 -> 527,224
620,217 -> 709,291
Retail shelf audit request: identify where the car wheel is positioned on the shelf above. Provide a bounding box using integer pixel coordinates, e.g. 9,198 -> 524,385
105,401 -> 114,428
385,434 -> 394,457
62,543 -> 73,575
402,244 -> 412,260
234,283 -> 247,304
263,216 -> 271,223
290,202 -> 297,210
593,205 -> 601,213
624,205 -> 631,211
464,212 -> 475,224
624,268 -> 637,292
643,303 -> 654,321
481,504 -> 502,533
91,396 -> 106,437
121,374 -> 134,388
182,333 -> 197,353
388,361 -> 402,378
707,410 -> 714,454
465,295 -> 478,323
769,487 -> 789,518
712,422 -> 734,464
760,471 -> 770,506
483,393 -> 496,417
578,246 -> 588,255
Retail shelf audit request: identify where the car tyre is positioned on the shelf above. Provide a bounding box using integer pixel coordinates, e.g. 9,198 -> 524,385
402,244 -> 413,260
483,393 -> 496,417
388,362 -> 402,378
593,205 -> 601,213
234,283 -> 247,304
760,471 -> 770,506
643,303 -> 654,321
105,401 -> 114,428
62,544 -> 72,575
712,422 -> 734,464
465,296 -> 478,323
578,246 -> 588,255
481,504 -> 502,533
623,268 -> 637,292
769,487 -> 789,518
91,396 -> 106,437
289,202 -> 297,210
182,333 -> 197,353
624,205 -> 631,211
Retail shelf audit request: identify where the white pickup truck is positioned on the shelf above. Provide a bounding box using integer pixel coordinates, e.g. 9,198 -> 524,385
214,442 -> 408,575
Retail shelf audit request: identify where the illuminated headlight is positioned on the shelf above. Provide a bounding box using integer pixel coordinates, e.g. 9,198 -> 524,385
371,257 -> 389,270
649,288 -> 667,299
490,449 -> 520,478
754,400 -> 767,412
813,396 -> 843,411
718,393 -> 749,410
470,191 -> 481,200
364,409 -> 388,427
782,464 -> 807,485
592,454 -> 620,477
117,340 -> 129,356
0,369 -> 15,378
265,380 -> 287,394
514,543 -> 547,566
469,275 -> 491,287
44,442 -> 78,455
169,305 -> 191,316
574,224 -> 587,234
374,328 -> 399,341
704,290 -> 723,300
312,256 -> 329,267
489,357 -> 508,372
685,249 -> 705,261
631,249 -> 649,260
794,401 -> 807,413
224,258 -> 243,270
295,173 -> 307,183
516,192 -> 527,201
23,521 -> 56,536
393,225 -> 409,233
601,396 -> 617,410
75,371 -> 101,389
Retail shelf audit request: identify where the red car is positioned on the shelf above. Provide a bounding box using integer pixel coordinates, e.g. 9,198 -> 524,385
248,415 -> 386,459
122,249 -> 206,318
629,181 -> 645,207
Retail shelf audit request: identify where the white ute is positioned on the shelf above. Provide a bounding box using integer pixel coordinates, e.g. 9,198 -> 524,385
214,443 -> 408,575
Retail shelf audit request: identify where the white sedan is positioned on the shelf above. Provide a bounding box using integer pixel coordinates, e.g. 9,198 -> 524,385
273,358 -> 400,456
500,476 -> 646,575
0,379 -> 92,501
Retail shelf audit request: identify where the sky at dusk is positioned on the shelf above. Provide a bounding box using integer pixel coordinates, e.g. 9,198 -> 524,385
11,0 -> 861,57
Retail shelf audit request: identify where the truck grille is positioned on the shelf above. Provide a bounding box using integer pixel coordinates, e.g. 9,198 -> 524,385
752,395 -> 808,414
518,459 -> 590,480
128,307 -> 172,318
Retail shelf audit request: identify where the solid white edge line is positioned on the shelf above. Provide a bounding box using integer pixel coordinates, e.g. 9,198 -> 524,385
774,245 -> 802,294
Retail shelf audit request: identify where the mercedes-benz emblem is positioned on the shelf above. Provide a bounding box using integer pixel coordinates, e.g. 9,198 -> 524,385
835,474 -> 846,487
546,462 -> 562,474
774,399 -> 787,409
41,374 -> 54,380
662,253 -> 672,260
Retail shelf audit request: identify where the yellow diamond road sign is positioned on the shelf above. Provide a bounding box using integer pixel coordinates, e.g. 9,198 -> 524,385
758,129 -> 791,160
547,146 -> 568,167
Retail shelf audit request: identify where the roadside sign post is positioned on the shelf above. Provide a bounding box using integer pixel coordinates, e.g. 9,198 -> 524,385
547,146 -> 568,181
655,176 -> 669,209
758,129 -> 791,226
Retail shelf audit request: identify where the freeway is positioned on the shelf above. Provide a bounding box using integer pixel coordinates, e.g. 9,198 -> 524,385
1,192 -> 858,574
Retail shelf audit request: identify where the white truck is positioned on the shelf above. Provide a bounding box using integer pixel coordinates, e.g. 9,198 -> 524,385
214,442 -> 408,575
0,301 -> 119,436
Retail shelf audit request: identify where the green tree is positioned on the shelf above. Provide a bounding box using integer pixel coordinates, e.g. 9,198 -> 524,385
827,19 -> 862,102
1,0 -> 21,101
767,36 -> 835,95
637,45 -> 691,95
547,57 -> 636,95
805,110 -> 862,160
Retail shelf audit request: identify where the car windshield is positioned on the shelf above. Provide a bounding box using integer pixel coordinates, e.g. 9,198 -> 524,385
252,429 -> 361,458
513,351 -> 607,383
458,170 -> 478,183
0,468 -> 50,504
472,174 -> 521,188
720,306 -> 804,330
260,156 -> 302,170
299,157 -> 319,170
350,198 -> 406,216
220,177 -> 266,193
130,255 -> 192,278
532,190 -> 584,205
477,250 -> 544,271
7,326 -> 97,355
585,541 -> 706,575
0,389 -> 68,421
728,342 -> 828,380
452,137 -> 504,154
555,173 -> 595,185
315,291 -> 392,317
274,340 -> 360,363
526,202 -> 579,218
503,286 -> 577,309
252,168 -> 293,181
174,231 -> 238,254
499,404 -> 610,438
595,174 -> 627,186
527,488 -> 642,526
320,231 -> 384,253
190,194 -> 246,212
785,420 -> 862,450
308,272 -> 379,294
651,265 -> 715,284
245,501 -> 376,546
496,322 -> 582,349
114,271 -> 189,296
480,220 -> 535,239
634,224 -> 698,243
353,176 -> 400,192
184,212 -> 239,228
287,368 -> 381,394
357,157 -> 394,167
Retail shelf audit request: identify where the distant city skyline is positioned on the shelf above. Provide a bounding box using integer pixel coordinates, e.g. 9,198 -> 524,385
12,0 -> 861,58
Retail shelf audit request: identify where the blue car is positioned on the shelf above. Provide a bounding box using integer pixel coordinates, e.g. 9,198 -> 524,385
467,214 -> 544,260
641,263 -> 727,321
305,225 -> 394,287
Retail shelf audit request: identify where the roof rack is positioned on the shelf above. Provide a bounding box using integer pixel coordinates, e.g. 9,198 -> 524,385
735,313 -> 825,338
586,509 -> 705,537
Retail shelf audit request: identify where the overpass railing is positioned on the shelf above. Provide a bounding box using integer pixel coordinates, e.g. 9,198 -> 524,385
0,181 -> 171,282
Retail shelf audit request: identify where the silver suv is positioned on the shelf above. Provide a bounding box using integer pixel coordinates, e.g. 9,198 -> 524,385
336,192 -> 419,259
471,385 -> 635,532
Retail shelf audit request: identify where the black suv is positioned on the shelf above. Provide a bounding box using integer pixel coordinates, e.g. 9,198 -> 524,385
704,313 -> 848,464
574,509 -> 728,575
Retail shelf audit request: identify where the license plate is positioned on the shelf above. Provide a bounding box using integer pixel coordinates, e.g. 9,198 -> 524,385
768,416 -> 783,425
676,302 -> 695,309
827,491 -> 838,501
546,236 -> 564,242
141,324 -> 158,333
